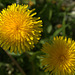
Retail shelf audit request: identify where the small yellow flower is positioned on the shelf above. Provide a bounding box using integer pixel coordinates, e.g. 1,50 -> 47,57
41,36 -> 75,75
0,3 -> 42,54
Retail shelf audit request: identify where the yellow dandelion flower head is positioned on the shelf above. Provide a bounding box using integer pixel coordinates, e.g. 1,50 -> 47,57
41,36 -> 75,75
0,3 -> 42,54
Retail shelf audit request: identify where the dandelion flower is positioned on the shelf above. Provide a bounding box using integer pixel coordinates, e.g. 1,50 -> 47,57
0,3 -> 42,54
41,36 -> 75,75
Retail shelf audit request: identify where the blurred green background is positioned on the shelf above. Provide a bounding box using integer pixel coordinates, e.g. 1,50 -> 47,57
0,0 -> 75,75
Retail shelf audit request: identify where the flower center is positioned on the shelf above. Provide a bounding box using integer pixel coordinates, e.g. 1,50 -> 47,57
59,55 -> 66,62
16,26 -> 19,30
15,25 -> 21,31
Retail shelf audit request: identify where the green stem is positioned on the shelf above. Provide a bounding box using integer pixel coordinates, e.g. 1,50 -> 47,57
4,50 -> 26,75
62,12 -> 66,36
25,52 -> 35,75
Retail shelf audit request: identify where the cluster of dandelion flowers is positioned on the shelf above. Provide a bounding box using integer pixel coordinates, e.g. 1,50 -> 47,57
0,3 -> 42,54
41,36 -> 75,75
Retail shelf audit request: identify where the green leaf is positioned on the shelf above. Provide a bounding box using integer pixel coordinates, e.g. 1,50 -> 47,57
53,28 -> 62,36
7,51 -> 20,56
49,9 -> 53,21
53,24 -> 68,36
47,24 -> 52,33
39,4 -> 48,15
62,12 -> 66,36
